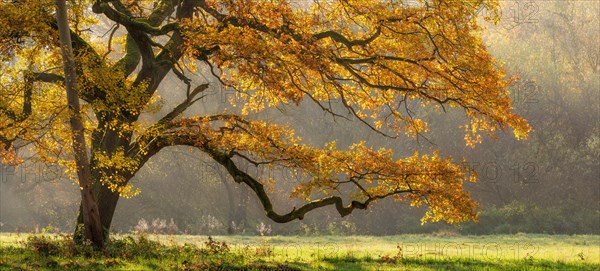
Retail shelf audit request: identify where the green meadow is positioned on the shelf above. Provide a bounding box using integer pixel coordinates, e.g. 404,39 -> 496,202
1,233 -> 598,270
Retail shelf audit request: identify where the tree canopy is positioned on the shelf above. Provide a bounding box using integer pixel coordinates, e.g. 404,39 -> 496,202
0,0 -> 530,246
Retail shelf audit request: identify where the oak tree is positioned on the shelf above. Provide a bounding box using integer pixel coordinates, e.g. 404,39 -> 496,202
0,0 -> 530,247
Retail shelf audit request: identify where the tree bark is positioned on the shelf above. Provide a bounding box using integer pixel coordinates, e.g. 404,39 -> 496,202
74,183 -> 121,242
96,185 -> 121,235
55,0 -> 104,248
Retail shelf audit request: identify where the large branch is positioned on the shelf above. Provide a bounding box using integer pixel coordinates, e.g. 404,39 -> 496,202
126,118 -> 418,223
112,0 -> 177,76
204,144 -> 414,222
92,1 -> 178,36
134,0 -> 200,97
90,1 -> 198,126
93,2 -> 156,70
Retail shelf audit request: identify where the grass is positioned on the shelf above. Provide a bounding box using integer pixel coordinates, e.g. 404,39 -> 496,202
1,233 -> 598,270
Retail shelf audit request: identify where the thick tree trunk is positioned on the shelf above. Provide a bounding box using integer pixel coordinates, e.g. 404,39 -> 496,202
74,125 -> 140,242
74,114 -> 135,241
75,173 -> 123,242
97,185 -> 121,235
55,0 -> 104,248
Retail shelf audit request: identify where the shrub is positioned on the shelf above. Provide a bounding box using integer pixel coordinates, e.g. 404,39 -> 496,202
204,236 -> 230,254
24,235 -> 61,256
105,234 -> 163,259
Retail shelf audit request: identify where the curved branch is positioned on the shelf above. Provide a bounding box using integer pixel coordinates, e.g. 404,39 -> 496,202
130,125 -> 416,223
110,0 -> 178,76
92,2 -> 178,36
313,27 -> 381,48
204,144 -> 414,222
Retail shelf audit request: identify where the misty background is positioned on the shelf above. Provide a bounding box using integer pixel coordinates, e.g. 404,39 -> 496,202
1,0 -> 598,236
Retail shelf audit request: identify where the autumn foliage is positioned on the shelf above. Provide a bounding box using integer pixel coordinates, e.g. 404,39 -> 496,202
1,0 -> 529,241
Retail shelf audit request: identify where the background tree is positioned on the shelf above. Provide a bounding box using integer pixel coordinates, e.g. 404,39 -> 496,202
0,0 -> 530,247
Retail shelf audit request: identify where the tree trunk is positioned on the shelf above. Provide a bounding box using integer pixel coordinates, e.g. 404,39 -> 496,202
75,174 -> 123,242
97,185 -> 121,235
55,0 -> 104,248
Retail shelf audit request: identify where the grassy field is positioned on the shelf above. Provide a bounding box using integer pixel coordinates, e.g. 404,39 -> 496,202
1,233 -> 598,270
